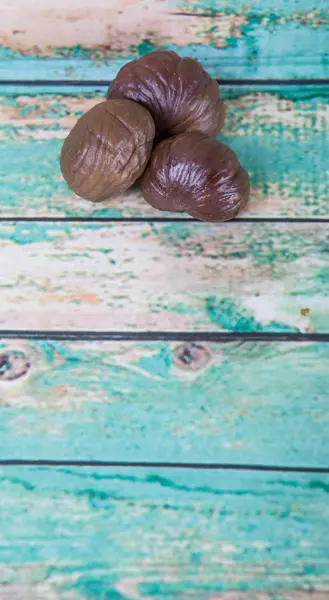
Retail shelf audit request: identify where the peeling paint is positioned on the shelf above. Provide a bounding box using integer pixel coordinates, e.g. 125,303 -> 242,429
1,87 -> 328,219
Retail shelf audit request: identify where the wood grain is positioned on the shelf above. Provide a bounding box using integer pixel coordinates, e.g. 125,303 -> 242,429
1,2 -> 329,587
1,0 -> 328,79
1,339 -> 329,467
0,221 -> 328,333
1,85 -> 328,218
0,592 -> 327,600
0,466 -> 329,597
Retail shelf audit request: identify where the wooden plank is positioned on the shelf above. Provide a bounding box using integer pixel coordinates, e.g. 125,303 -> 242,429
0,466 -> 329,597
175,0 -> 329,14
1,0 -> 328,80
1,85 -> 328,219
0,221 -> 328,333
1,339 -> 329,466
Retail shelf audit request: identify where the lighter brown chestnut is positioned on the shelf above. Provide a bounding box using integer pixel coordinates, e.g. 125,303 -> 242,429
107,50 -> 224,141
140,132 -> 250,222
60,99 -> 155,202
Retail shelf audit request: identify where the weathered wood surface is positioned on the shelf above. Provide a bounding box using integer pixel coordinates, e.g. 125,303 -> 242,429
0,221 -> 328,333
0,591 -> 327,600
1,85 -> 328,219
1,0 -> 328,80
1,2 -> 329,590
1,339 -> 329,466
0,466 -> 329,597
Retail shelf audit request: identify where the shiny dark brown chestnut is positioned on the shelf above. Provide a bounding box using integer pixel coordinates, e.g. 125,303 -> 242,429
107,50 -> 224,140
60,99 -> 155,201
140,132 -> 250,222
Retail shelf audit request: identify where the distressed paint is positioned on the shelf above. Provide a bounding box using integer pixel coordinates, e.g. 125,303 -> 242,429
0,340 -> 329,466
1,1 -> 329,588
0,592 -> 327,600
1,85 -> 328,218
1,0 -> 328,79
174,0 -> 329,14
0,221 -> 329,332
0,466 -> 329,597
0,590 -> 326,600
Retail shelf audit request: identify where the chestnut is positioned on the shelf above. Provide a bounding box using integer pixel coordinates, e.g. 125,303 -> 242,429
140,132 -> 250,222
107,50 -> 224,140
60,99 -> 155,201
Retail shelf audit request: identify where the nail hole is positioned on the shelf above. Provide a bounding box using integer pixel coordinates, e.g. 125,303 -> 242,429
0,351 -> 31,381
174,343 -> 211,371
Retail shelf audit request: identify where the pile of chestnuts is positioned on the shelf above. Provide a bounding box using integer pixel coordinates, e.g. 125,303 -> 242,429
60,50 -> 250,221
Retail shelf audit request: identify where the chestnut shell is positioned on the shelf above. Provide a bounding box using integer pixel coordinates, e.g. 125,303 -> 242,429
60,99 -> 155,201
107,50 -> 224,140
140,132 -> 250,222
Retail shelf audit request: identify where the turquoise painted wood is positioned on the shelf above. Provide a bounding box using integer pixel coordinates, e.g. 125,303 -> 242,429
175,0 -> 329,12
1,0 -> 329,592
0,340 -> 329,467
1,221 -> 329,333
0,466 -> 329,598
1,84 -> 328,219
1,0 -> 328,80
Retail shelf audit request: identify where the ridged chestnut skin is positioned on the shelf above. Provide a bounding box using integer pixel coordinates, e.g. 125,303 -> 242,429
107,50 -> 224,140
60,99 -> 155,202
140,132 -> 250,222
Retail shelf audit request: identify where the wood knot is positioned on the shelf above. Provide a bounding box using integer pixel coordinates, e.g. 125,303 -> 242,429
0,351 -> 31,381
174,343 -> 211,370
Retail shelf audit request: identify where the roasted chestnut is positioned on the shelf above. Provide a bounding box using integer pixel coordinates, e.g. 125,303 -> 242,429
140,132 -> 250,221
60,99 -> 155,201
107,50 -> 224,140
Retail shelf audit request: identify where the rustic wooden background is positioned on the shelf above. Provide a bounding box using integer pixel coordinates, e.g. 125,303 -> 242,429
0,0 -> 329,598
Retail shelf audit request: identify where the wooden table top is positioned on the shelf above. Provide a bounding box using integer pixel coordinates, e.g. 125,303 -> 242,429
0,1 -> 329,598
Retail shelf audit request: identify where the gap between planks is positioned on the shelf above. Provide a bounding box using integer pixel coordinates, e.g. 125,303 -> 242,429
1,460 -> 329,473
0,217 -> 329,223
1,332 -> 329,341
1,79 -> 329,86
